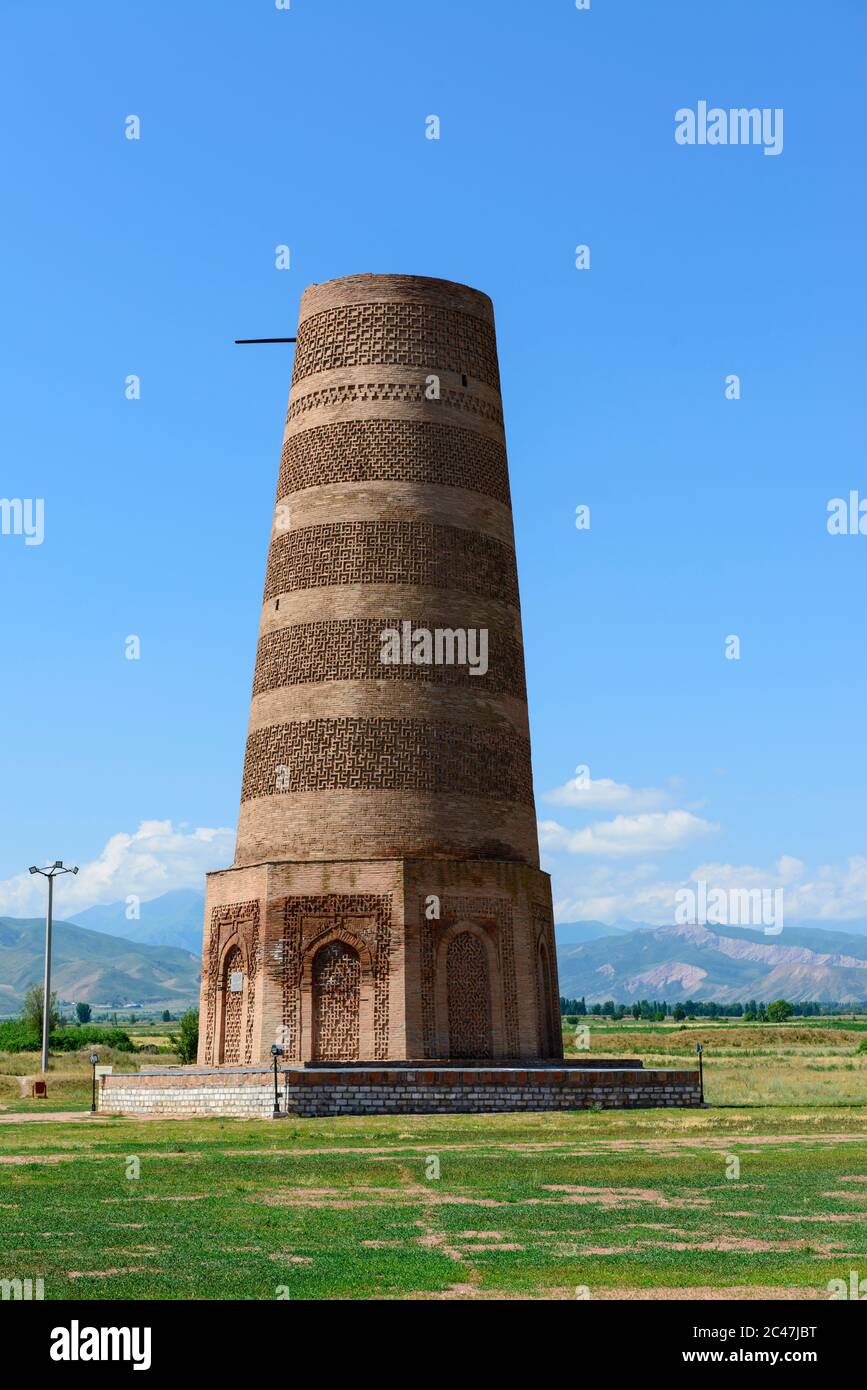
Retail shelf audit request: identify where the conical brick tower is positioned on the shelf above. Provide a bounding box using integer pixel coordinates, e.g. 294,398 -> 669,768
198,274 -> 562,1066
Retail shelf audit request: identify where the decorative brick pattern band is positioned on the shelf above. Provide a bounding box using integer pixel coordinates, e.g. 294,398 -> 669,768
277,419 -> 511,505
292,301 -> 500,389
251,619 -> 527,699
263,522 -> 519,605
286,382 -> 504,428
241,719 -> 533,804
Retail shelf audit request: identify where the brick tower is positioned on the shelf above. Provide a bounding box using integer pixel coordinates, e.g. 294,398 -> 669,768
198,273 -> 562,1066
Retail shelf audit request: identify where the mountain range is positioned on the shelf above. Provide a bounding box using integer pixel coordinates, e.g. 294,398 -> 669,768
0,915 -> 200,1015
3,889 -> 866,1015
557,921 -> 867,1003
70,888 -> 205,955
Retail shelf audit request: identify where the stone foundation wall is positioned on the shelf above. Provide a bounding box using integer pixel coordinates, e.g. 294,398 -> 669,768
101,1069 -> 276,1119
99,1064 -> 702,1118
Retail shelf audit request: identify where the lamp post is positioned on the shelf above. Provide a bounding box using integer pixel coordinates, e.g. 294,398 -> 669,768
271,1044 -> 284,1118
695,1042 -> 704,1104
28,862 -> 78,1074
90,1053 -> 100,1113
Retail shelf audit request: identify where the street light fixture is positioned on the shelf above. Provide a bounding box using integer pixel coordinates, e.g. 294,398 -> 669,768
271,1044 -> 284,1118
90,1053 -> 100,1113
29,862 -> 78,1073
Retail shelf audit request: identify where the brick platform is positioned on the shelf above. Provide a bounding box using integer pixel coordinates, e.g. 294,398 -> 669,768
98,1060 -> 702,1118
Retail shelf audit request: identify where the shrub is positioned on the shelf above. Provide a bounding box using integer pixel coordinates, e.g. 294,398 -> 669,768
53,1027 -> 135,1053
21,984 -> 60,1036
0,1021 -> 134,1054
767,999 -> 793,1023
0,1022 -> 39,1052
169,1009 -> 199,1064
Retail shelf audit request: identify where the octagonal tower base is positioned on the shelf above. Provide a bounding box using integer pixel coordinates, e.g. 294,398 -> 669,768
196,857 -> 563,1067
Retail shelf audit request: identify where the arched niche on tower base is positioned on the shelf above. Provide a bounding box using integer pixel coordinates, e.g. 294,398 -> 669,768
215,933 -> 251,1066
433,919 -> 506,1060
298,925 -> 375,1063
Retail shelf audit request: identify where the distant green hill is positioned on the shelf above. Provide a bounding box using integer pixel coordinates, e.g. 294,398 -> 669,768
0,916 -> 200,1016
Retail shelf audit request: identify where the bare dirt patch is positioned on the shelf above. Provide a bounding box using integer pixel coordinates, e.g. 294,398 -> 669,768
0,1154 -> 77,1165
0,1111 -> 109,1124
100,1194 -> 209,1204
776,1213 -> 867,1223
539,1184 -> 711,1210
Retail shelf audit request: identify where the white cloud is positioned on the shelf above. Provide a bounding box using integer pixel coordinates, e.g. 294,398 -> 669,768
541,774 -> 670,812
688,855 -> 867,922
0,820 -> 235,918
539,809 -> 717,858
550,854 -> 867,926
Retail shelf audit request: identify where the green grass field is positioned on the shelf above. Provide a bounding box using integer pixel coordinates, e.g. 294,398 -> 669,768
1,1021 -> 865,1300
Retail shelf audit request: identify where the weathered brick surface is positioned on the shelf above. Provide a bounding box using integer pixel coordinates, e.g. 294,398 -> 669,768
240,719 -> 533,804
262,521 -> 519,605
291,300 -> 501,390
252,619 -> 526,698
277,419 -> 511,504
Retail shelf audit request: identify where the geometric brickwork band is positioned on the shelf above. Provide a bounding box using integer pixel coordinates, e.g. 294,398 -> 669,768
285,381 -> 505,428
291,301 -> 501,390
240,717 -> 534,804
251,619 -> 527,699
277,419 -> 511,505
264,521 -> 519,604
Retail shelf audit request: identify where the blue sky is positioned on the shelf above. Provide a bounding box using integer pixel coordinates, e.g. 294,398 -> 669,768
1,0 -> 865,925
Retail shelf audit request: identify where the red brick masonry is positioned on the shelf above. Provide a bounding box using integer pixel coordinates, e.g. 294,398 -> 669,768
100,1061 -> 702,1117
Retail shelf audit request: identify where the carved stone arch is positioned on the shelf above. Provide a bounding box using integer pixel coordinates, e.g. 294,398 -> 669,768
301,923 -> 374,981
299,926 -> 374,1062
216,932 -> 250,1065
434,920 -> 505,1059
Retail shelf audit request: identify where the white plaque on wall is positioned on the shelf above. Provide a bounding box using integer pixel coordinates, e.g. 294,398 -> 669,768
229,971 -> 244,993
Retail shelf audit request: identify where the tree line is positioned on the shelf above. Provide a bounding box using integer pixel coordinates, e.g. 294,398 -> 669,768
559,996 -> 867,1020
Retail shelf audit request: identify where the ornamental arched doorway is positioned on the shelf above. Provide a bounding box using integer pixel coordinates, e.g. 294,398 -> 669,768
312,940 -> 361,1061
220,944 -> 245,1064
446,930 -> 492,1058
